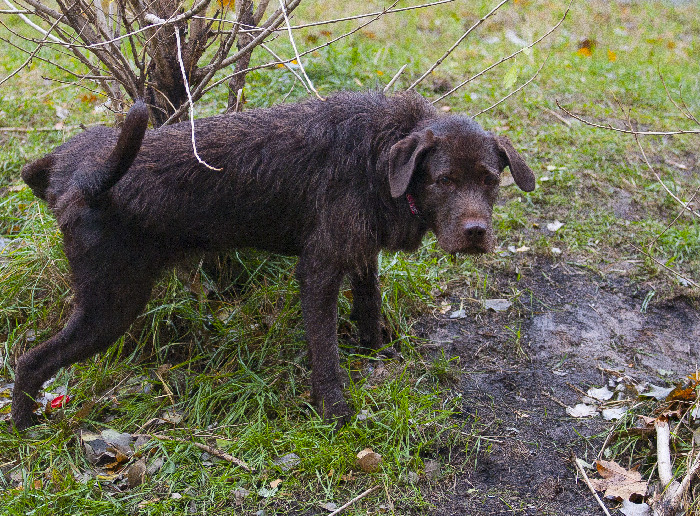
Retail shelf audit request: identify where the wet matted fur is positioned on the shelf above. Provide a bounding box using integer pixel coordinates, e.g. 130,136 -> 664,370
14,91 -> 535,430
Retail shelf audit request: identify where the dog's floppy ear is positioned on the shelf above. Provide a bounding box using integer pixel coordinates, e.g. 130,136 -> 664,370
389,129 -> 435,198
496,135 -> 536,192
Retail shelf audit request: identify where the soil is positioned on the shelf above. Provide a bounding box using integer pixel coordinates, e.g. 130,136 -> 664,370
415,258 -> 700,515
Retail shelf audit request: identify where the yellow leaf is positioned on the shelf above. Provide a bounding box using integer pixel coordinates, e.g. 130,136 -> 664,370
218,0 -> 234,8
607,49 -> 617,62
576,47 -> 592,57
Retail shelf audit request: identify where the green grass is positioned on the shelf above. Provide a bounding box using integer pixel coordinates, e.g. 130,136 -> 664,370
1,0 -> 700,514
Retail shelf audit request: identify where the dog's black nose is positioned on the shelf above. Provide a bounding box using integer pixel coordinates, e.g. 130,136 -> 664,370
464,220 -> 487,239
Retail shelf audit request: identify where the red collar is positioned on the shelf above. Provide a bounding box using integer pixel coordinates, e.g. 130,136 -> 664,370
405,193 -> 420,216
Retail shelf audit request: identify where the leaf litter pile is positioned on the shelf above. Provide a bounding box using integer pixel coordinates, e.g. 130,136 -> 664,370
568,370 -> 700,515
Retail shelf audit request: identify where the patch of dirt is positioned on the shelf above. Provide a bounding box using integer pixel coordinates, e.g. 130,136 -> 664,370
416,258 -> 700,515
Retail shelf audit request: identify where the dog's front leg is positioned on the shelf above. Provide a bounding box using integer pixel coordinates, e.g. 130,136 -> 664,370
296,253 -> 352,426
349,258 -> 384,354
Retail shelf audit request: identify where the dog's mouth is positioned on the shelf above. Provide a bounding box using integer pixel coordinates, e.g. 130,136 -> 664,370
437,234 -> 494,256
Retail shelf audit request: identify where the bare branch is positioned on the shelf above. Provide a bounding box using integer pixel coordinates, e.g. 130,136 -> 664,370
432,0 -> 572,104
261,42 -> 313,95
408,0 -> 510,91
472,52 -> 550,118
383,63 -> 408,93
555,101 -> 700,136
572,455 -> 612,516
200,0 -> 395,101
2,0 -> 64,42
196,0 -> 455,33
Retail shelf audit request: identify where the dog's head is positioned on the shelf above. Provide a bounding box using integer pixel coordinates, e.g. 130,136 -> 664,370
389,116 -> 535,254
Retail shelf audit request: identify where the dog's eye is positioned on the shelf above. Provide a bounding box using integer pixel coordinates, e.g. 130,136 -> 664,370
484,174 -> 499,187
438,176 -> 452,186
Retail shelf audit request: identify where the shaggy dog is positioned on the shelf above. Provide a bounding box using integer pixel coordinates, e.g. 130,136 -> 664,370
14,91 -> 535,429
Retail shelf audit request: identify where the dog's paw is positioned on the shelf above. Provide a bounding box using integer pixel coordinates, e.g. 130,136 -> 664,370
11,411 -> 39,432
325,399 -> 353,429
313,387 -> 353,429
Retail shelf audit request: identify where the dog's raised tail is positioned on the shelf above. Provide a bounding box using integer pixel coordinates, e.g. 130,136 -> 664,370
78,99 -> 149,206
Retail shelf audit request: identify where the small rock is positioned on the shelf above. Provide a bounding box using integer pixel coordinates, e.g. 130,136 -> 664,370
146,457 -> 164,476
273,453 -> 300,471
233,487 -> 250,505
127,459 -> 146,488
483,299 -> 512,312
356,448 -> 382,473
424,460 -> 441,482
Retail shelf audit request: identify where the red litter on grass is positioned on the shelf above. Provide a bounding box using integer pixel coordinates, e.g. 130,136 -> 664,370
50,395 -> 70,409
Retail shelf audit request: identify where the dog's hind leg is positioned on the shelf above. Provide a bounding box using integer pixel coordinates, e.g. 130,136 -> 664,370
11,259 -> 157,430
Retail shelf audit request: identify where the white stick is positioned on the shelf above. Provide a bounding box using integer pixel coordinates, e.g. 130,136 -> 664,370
278,0 -> 323,99
174,29 -> 222,171
327,485 -> 381,516
573,457 -> 612,516
2,0 -> 63,43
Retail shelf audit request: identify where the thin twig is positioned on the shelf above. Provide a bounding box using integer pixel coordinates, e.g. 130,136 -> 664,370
555,101 -> 700,136
261,42 -> 313,95
174,29 -> 222,171
670,451 -> 700,510
0,125 -> 82,132
200,0 -> 393,101
383,63 -> 407,93
635,139 -> 699,219
472,52 -> 550,118
630,243 -> 699,288
408,0 -> 510,90
214,0 -> 455,32
659,71 -> 699,125
541,106 -> 572,127
646,187 -> 699,252
432,0 -> 572,103
572,454 -> 612,516
150,434 -> 252,471
327,485 -> 381,516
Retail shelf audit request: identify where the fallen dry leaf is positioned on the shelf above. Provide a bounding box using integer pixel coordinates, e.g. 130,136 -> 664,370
620,499 -> 651,516
127,459 -> 146,489
270,478 -> 282,489
356,448 -> 382,473
640,384 -> 673,400
546,220 -> 564,232
602,407 -> 628,420
589,460 -> 648,502
587,386 -> 613,401
566,403 -> 597,418
667,380 -> 698,402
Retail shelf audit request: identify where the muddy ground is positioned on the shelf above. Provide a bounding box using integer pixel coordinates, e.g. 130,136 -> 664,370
414,258 -> 699,515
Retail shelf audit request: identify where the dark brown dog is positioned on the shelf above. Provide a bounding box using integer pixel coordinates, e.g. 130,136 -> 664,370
14,91 -> 535,430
